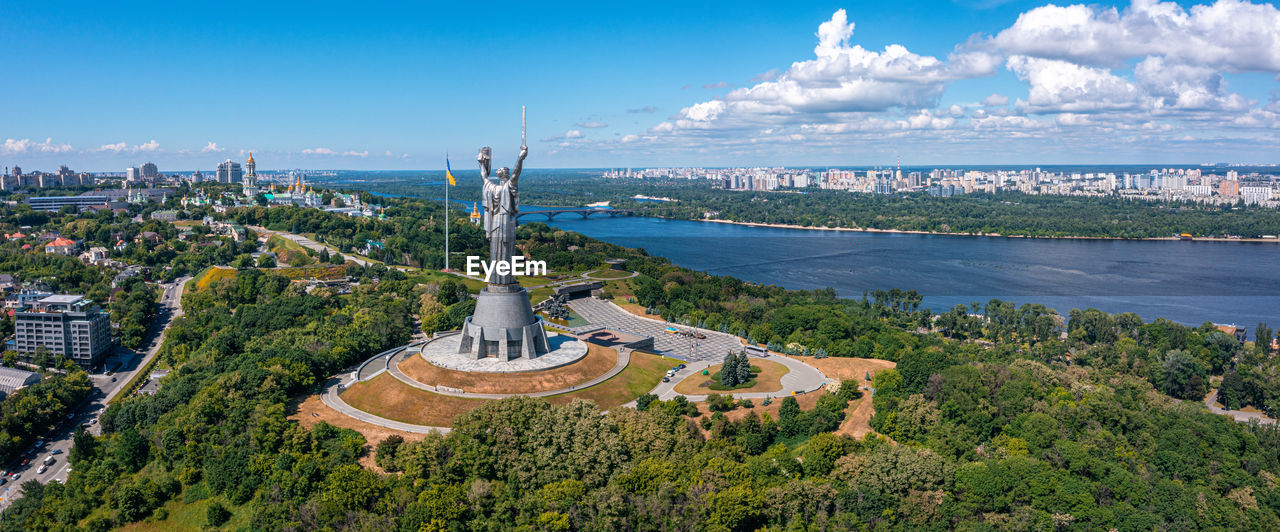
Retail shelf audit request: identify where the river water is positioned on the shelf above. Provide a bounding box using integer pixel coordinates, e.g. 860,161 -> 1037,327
543,215 -> 1280,332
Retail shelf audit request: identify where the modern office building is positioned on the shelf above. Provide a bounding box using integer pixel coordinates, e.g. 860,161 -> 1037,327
217,159 -> 243,183
26,195 -> 110,211
14,295 -> 113,370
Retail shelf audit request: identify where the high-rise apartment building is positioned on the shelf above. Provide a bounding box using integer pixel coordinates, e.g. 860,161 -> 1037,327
14,295 -> 113,370
217,159 -> 243,183
1219,178 -> 1240,197
140,162 -> 158,179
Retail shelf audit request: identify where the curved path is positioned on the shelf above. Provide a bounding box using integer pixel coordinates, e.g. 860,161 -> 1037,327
385,345 -> 632,399
624,353 -> 829,408
321,372 -> 449,434
579,269 -> 639,281
1204,389 -> 1278,425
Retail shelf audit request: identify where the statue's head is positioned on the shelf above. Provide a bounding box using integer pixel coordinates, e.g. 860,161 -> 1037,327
497,167 -> 511,180
479,146 -> 491,160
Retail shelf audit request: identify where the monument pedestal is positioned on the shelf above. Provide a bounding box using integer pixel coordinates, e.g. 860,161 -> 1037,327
457,284 -> 550,360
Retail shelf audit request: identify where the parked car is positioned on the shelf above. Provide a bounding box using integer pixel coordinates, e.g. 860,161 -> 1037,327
34,440 -> 45,448
44,456 -> 55,466
662,377 -> 670,383
37,465 -> 47,474
50,449 -> 63,455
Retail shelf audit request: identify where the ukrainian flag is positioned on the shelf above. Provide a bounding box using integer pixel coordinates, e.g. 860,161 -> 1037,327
445,157 -> 456,186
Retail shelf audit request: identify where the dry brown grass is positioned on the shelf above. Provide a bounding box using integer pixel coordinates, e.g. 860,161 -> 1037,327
546,351 -> 672,409
397,343 -> 619,394
774,355 -> 897,440
614,301 -> 651,319
287,393 -> 428,471
783,355 -> 896,384
673,359 -> 790,395
340,373 -> 487,427
688,389 -> 828,438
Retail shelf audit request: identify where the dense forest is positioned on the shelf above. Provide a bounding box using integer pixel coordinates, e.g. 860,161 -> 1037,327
335,174 -> 1280,239
3,192 -> 1279,530
537,179 -> 1280,239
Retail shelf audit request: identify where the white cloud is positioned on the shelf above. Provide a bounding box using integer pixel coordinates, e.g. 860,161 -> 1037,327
2,137 -> 72,154
641,8 -> 998,144
302,147 -> 335,155
627,106 -> 657,114
385,150 -> 393,156
981,93 -> 1010,106
1134,56 -> 1249,111
201,141 -> 224,153
541,129 -> 584,142
96,140 -> 160,153
577,121 -> 608,128
1007,55 -> 1142,113
751,69 -> 781,82
703,81 -> 731,89
343,150 -> 369,157
987,0 -> 1280,72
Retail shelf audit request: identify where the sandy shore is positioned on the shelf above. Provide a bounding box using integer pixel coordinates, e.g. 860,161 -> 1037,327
679,217 -> 1280,243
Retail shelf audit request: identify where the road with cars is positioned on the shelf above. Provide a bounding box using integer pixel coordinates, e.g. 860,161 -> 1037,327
0,276 -> 188,511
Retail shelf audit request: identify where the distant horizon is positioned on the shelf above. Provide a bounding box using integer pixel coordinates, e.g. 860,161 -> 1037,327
10,162 -> 1278,175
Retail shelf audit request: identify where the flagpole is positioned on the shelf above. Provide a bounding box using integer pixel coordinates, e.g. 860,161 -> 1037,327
444,153 -> 450,272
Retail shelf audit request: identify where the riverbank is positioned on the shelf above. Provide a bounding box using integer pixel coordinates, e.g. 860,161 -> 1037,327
684,216 -> 1280,243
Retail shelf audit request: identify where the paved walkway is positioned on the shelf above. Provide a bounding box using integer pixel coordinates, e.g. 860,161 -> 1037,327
625,353 -> 829,407
579,269 -> 640,281
1204,389 -> 1278,425
385,344 -> 632,399
568,297 -> 742,361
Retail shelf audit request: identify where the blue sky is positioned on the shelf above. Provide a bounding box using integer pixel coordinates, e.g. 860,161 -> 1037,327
2,1 -> 1278,170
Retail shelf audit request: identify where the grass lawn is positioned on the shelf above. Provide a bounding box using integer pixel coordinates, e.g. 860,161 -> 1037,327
546,351 -> 671,409
266,234 -> 315,266
398,342 -> 618,394
190,266 -> 237,292
341,373 -> 486,427
527,286 -> 553,304
585,269 -> 633,279
116,494 -> 250,532
674,359 -> 789,394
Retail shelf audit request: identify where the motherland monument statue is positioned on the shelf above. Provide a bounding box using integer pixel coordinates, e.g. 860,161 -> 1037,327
456,107 -> 551,359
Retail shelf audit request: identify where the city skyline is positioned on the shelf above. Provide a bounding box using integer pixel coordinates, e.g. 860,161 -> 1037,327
4,1 -> 1280,170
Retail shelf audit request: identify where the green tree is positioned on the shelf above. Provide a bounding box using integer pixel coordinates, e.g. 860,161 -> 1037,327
206,501 -> 231,527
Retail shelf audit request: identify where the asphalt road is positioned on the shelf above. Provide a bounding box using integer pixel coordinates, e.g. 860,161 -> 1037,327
249,226 -> 371,267
0,276 -> 189,511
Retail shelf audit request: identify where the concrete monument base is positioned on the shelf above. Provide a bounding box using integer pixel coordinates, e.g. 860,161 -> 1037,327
424,332 -> 587,373
457,284 -> 551,359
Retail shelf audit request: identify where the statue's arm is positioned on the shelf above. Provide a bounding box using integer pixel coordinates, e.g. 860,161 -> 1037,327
512,145 -> 528,183
478,148 -> 491,179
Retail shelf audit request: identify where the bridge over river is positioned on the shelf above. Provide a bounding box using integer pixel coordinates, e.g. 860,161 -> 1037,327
516,207 -> 636,222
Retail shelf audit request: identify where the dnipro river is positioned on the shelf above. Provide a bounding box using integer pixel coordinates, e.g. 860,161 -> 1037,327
543,214 -> 1280,333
